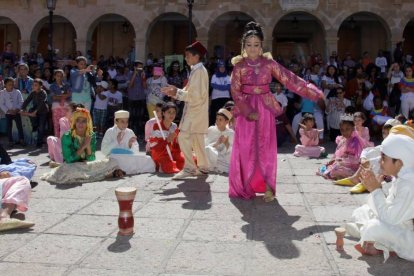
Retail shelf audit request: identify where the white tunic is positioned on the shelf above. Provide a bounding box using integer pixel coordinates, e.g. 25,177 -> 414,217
205,126 -> 234,173
350,170 -> 414,261
101,126 -> 155,174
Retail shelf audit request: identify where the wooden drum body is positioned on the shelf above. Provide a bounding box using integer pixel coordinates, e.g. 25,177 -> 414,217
115,187 -> 137,236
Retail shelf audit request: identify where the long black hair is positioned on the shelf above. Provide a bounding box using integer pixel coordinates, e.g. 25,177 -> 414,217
242,22 -> 264,47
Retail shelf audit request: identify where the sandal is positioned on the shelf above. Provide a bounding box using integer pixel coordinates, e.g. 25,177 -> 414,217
264,190 -> 275,203
112,169 -> 126,178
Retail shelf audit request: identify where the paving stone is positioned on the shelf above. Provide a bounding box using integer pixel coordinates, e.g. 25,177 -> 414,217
80,238 -> 175,273
0,263 -> 67,276
305,192 -> 360,206
30,198 -> 92,214
4,234 -> 102,265
22,212 -> 69,233
183,220 -> 248,242
245,241 -> 333,275
111,218 -> 185,240
0,233 -> 37,260
68,268 -> 157,275
328,245 -> 414,276
136,202 -> 195,219
166,241 -> 247,275
274,193 -> 305,206
46,214 -> 117,237
78,199 -> 143,216
193,203 -> 251,221
300,183 -> 350,194
312,206 -> 355,223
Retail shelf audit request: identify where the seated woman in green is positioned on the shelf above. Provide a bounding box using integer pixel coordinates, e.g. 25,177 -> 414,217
42,108 -> 125,184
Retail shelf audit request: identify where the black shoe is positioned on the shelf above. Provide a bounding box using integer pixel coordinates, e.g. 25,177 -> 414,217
30,181 -> 38,189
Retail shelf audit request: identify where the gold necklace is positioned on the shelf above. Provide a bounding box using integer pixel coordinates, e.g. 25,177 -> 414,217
245,60 -> 261,74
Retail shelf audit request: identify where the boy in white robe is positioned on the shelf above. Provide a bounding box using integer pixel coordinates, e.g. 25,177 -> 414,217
346,129 -> 414,261
205,108 -> 234,173
101,110 -> 155,174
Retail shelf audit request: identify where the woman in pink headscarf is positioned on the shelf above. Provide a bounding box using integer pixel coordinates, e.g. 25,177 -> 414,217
229,22 -> 324,202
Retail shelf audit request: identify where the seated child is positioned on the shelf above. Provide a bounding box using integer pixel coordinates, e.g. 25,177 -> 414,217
335,119 -> 401,193
205,108 -> 234,173
0,174 -> 34,232
149,102 -> 184,174
369,96 -> 389,138
47,102 -> 79,165
317,114 -> 366,180
293,113 -> 326,158
144,102 -> 163,153
346,132 -> 414,261
41,108 -> 123,185
353,111 -> 374,147
101,110 -> 155,175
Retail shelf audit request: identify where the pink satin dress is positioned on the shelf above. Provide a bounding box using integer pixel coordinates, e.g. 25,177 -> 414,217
229,57 -> 323,199
294,128 -> 325,158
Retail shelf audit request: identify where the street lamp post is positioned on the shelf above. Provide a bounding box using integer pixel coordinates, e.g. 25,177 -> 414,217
187,0 -> 194,44
46,0 -> 57,63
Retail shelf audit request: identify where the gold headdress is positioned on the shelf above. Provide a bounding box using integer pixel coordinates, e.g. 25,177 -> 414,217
71,108 -> 93,137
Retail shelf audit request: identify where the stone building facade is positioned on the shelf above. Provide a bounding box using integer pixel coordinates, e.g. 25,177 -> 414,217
0,0 -> 413,62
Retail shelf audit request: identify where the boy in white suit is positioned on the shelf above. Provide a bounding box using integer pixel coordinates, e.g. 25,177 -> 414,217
161,41 -> 209,179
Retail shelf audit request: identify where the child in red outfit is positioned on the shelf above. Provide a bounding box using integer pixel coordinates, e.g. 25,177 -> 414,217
149,102 -> 184,174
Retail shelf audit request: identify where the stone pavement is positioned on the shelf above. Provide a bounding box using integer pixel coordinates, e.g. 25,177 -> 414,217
1,142 -> 414,276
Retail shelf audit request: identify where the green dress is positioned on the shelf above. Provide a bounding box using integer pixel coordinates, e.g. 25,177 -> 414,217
42,131 -> 119,184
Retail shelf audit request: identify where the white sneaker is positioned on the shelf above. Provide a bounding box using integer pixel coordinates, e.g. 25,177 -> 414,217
172,170 -> 195,180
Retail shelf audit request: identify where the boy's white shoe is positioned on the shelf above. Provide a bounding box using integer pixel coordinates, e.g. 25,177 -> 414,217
172,170 -> 195,180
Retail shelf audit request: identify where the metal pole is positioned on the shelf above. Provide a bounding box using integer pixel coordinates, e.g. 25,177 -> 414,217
48,10 -> 53,62
188,1 -> 193,44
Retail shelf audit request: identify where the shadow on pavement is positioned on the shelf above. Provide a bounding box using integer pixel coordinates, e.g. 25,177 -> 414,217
156,178 -> 212,210
107,235 -> 133,253
231,198 -> 336,259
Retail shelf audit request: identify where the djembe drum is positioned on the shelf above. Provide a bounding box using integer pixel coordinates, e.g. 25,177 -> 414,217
335,227 -> 346,252
115,187 -> 137,236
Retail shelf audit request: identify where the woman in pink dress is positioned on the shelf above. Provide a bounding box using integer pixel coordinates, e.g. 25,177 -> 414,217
293,113 -> 326,158
229,22 -> 324,202
47,102 -> 81,165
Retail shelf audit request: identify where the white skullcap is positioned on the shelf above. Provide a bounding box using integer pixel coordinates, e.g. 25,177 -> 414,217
384,119 -> 400,127
382,134 -> 414,169
114,110 -> 129,120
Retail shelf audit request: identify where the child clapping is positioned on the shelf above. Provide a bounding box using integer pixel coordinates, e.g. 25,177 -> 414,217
293,113 -> 326,158
205,108 -> 234,173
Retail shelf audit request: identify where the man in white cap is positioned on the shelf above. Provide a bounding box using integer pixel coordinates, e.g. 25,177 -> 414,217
345,129 -> 414,261
205,108 -> 234,173
101,110 -> 155,175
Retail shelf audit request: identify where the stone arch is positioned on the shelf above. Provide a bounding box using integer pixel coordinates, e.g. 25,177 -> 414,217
30,15 -> 77,58
403,16 -> 414,56
86,14 -> 136,60
207,11 -> 256,59
146,12 -> 197,59
0,16 -> 21,56
272,11 -> 327,63
337,11 -> 391,60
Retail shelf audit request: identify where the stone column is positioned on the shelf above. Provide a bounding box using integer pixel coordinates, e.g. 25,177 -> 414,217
325,34 -> 338,59
389,30 -> 404,54
75,39 -> 91,56
135,38 -> 146,63
19,39 -> 31,55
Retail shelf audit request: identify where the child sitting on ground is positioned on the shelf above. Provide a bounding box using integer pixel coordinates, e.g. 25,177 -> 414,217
293,113 -> 326,158
345,130 -> 414,262
317,114 -> 366,180
149,102 -> 184,174
353,111 -> 374,147
101,110 -> 155,175
0,175 -> 34,232
205,108 -> 234,173
144,102 -> 163,154
334,118 -> 401,193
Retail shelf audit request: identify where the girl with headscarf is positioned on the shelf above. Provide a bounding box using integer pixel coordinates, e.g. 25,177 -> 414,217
209,61 -> 231,125
41,108 -> 123,184
345,128 -> 414,262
